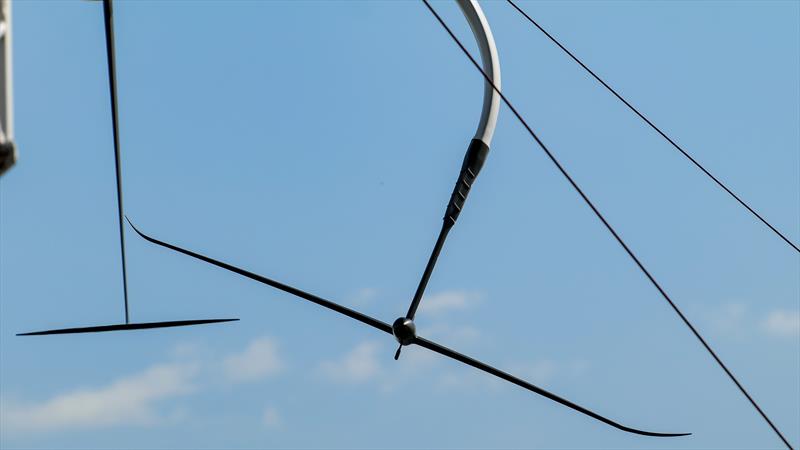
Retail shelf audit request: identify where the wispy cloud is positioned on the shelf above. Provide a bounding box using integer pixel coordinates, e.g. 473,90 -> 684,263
377,345 -> 441,393
349,287 -> 378,306
1,363 -> 196,433
707,303 -> 800,340
223,337 -> 285,382
437,370 -> 501,391
262,406 -> 282,429
762,309 -> 800,338
512,359 -> 588,383
418,323 -> 481,344
2,335 -> 289,435
514,360 -> 558,383
318,341 -> 383,383
418,290 -> 482,316
708,302 -> 748,335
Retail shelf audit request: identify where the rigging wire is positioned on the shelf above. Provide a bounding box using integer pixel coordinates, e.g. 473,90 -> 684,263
420,2 -> 793,449
102,0 -> 130,324
506,0 -> 799,254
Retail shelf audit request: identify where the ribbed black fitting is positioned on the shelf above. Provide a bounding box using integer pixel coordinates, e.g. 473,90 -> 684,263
444,139 -> 490,226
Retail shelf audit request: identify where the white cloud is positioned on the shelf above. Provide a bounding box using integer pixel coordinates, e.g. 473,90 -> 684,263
511,359 -> 588,382
762,310 -> 800,338
1,337 -> 291,436
418,323 -> 481,344
515,360 -> 558,383
262,406 -> 282,429
315,341 -> 437,393
349,287 -> 378,306
169,341 -> 204,360
437,370 -> 502,391
704,303 -> 800,340
709,302 -> 747,335
1,363 -> 196,433
418,290 -> 481,316
378,345 -> 442,393
224,337 -> 285,382
318,341 -> 383,383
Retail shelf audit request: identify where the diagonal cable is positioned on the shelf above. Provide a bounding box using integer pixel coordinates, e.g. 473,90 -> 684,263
420,1 -> 793,449
506,0 -> 798,253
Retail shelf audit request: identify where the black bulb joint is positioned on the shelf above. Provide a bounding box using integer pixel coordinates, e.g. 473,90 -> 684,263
392,317 -> 416,346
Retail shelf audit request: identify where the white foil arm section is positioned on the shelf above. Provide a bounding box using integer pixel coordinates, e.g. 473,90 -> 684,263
457,0 -> 501,146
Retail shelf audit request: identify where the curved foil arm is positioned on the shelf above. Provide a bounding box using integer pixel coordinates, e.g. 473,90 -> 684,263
458,0 -> 501,146
127,218 -> 689,438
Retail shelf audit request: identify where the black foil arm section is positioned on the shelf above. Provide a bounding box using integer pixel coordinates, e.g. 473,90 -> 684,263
18,319 -> 238,336
126,218 -> 393,335
406,139 -> 490,320
126,217 -> 689,438
413,336 -> 690,437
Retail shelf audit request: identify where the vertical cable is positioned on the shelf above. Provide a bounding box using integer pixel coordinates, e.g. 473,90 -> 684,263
102,0 -> 130,324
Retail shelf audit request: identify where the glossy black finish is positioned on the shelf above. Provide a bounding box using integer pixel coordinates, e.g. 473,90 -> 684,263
393,345 -> 403,361
0,141 -> 15,176
102,0 -> 131,323
405,139 -> 489,321
405,224 -> 450,320
17,319 -> 238,336
413,336 -> 689,437
443,139 -> 490,226
392,317 -> 416,345
128,219 -> 688,437
126,218 -> 393,335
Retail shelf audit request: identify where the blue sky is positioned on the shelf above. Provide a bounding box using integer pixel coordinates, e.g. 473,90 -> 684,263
1,1 -> 798,448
